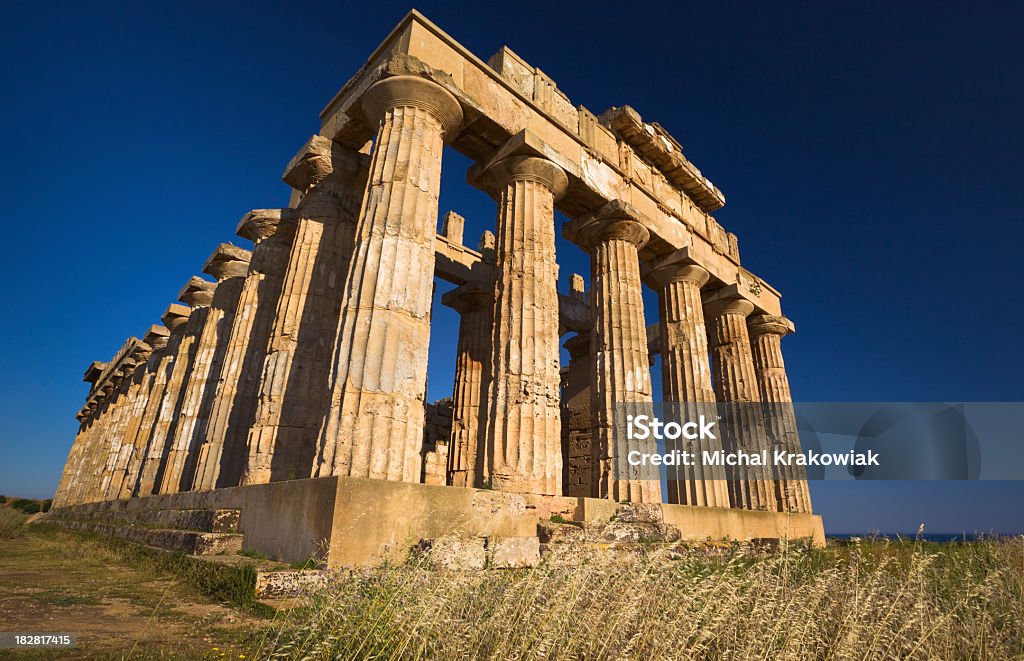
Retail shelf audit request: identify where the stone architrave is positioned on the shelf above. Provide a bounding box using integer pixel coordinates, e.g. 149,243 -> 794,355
442,281 -> 491,488
160,245 -> 251,494
122,305 -> 190,497
748,314 -> 812,513
476,154 -> 567,496
566,201 -> 660,503
647,251 -> 730,508
192,210 -> 296,491
244,138 -> 369,485
135,278 -> 215,496
314,75 -> 463,483
704,295 -> 775,511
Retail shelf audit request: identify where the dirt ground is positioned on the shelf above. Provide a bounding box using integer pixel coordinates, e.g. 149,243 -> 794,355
0,525 -> 272,660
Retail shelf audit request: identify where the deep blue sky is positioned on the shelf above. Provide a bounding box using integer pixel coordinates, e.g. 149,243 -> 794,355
1,1 -> 1021,534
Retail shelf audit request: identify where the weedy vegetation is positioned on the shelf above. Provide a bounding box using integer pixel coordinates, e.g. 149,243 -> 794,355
251,536 -> 1024,660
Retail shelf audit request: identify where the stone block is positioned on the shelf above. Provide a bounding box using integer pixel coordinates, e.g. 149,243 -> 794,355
587,521 -> 681,544
615,503 -> 663,523
537,521 -> 586,544
489,536 -> 540,568
255,570 -> 329,598
415,537 -> 487,570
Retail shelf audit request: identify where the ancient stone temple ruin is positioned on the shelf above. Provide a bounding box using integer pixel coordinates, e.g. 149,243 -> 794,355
49,11 -> 823,567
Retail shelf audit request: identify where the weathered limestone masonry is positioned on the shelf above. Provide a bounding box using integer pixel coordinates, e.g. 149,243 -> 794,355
245,137 -> 369,485
123,304 -> 191,498
192,210 -> 297,491
160,245 -> 251,495
748,314 -> 813,513
565,201 -> 659,503
53,12 -> 820,556
474,153 -> 567,496
647,249 -> 730,508
315,75 -> 463,483
442,280 -> 491,488
102,325 -> 170,500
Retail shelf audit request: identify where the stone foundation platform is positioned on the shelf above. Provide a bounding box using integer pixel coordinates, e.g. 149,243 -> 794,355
46,476 -> 824,567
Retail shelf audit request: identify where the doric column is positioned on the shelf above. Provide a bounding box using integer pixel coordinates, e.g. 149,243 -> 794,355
566,200 -> 660,503
112,325 -> 171,499
160,245 -> 250,494
748,314 -> 812,513
244,137 -> 369,485
125,305 -> 190,497
442,281 -> 491,488
648,253 -> 729,508
55,366 -> 106,506
476,154 -> 567,496
192,210 -> 296,491
136,278 -> 215,496
315,75 -> 463,482
76,379 -> 120,502
704,294 -> 774,511
78,367 -> 127,502
561,331 -> 595,497
102,331 -> 166,500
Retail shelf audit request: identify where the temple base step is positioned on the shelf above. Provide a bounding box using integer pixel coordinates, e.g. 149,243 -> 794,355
44,476 -> 825,568
45,517 -> 244,555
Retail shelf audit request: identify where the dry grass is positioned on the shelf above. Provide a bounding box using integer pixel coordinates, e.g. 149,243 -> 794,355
0,507 -> 27,538
255,537 -> 1024,660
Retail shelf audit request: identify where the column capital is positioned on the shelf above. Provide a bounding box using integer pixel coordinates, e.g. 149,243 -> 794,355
83,361 -> 106,384
747,314 -> 795,337
161,303 -> 191,330
236,209 -> 298,244
283,134 -> 370,193
477,154 -> 568,201
564,332 -> 591,360
441,281 -> 491,314
645,248 -> 710,289
703,295 -> 754,320
202,244 -> 251,281
143,324 -> 171,351
178,277 -> 216,308
361,75 -> 463,142
564,200 -> 650,250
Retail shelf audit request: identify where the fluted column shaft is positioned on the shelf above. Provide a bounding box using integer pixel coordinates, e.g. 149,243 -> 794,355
83,378 -> 129,502
748,315 -> 812,513
561,333 -> 595,497
443,284 -> 491,488
161,259 -> 248,495
245,155 -> 367,485
53,421 -> 88,507
129,311 -> 191,497
655,265 -> 730,508
194,214 -> 295,490
706,298 -> 774,511
63,405 -> 104,504
315,75 -> 462,482
136,282 -> 214,496
114,329 -> 174,499
589,220 -> 660,503
64,383 -> 114,504
102,350 -> 157,500
481,156 -> 566,496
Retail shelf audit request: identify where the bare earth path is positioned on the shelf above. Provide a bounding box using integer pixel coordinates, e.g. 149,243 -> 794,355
0,525 -> 267,660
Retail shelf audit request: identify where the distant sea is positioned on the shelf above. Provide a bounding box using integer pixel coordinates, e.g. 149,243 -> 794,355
829,533 -> 1019,542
